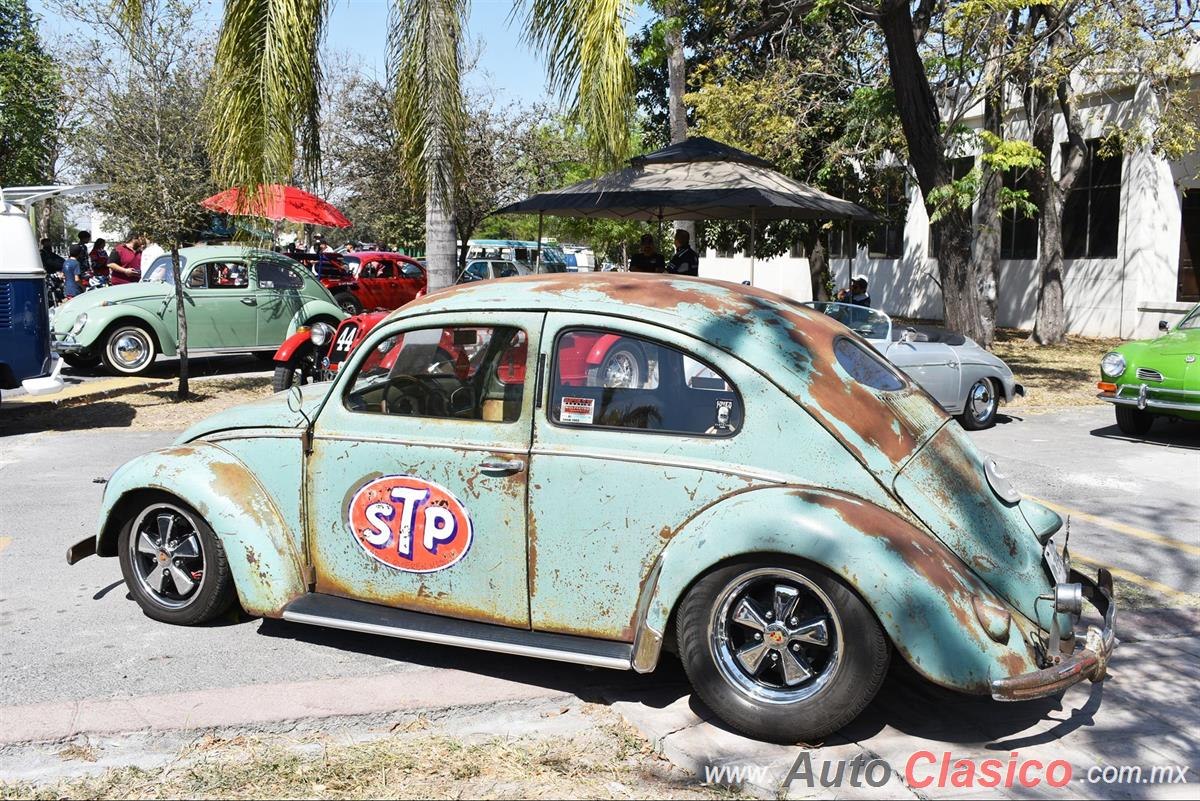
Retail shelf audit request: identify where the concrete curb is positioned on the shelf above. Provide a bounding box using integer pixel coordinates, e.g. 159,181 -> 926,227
2,377 -> 172,410
0,668 -> 570,746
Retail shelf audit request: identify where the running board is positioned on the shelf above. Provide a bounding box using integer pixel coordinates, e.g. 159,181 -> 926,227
282,593 -> 634,671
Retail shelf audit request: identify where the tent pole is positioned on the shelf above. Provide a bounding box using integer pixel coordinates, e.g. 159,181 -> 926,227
536,212 -> 544,272
749,207 -> 757,287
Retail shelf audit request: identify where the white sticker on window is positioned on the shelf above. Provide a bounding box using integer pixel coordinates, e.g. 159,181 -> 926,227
560,396 -> 595,424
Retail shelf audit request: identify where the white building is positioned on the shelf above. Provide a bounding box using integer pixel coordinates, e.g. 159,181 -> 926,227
700,71 -> 1200,339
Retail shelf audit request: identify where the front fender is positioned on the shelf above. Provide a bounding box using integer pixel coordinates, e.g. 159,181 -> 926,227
275,328 -> 315,362
76,305 -> 175,354
633,486 -> 1040,694
96,442 -> 307,617
290,300 -> 346,337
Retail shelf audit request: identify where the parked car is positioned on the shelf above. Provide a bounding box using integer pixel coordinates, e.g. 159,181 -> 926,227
68,274 -> 1114,743
804,302 -> 1023,430
326,251 -> 427,314
1097,303 -> 1200,435
456,259 -> 526,284
50,246 -> 345,376
1,188 -> 66,404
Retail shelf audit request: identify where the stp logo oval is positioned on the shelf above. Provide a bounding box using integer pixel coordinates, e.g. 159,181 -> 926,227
347,475 -> 474,572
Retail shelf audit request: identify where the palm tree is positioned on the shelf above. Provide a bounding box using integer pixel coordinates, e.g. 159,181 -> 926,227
193,0 -> 637,289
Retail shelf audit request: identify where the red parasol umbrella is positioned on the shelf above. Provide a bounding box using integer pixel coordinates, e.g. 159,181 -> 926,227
201,184 -> 352,228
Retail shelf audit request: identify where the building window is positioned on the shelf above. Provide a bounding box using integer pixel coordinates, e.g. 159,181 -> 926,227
827,223 -> 854,258
928,157 -> 975,257
1062,139 -> 1122,259
868,170 -> 907,259
789,237 -> 804,259
1000,168 -> 1039,260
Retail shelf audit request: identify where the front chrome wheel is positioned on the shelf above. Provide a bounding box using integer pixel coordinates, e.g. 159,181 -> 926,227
128,504 -> 205,610
103,325 -> 156,374
709,568 -> 842,704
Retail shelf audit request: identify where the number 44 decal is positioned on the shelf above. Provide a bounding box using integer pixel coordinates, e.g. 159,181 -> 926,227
335,326 -> 357,351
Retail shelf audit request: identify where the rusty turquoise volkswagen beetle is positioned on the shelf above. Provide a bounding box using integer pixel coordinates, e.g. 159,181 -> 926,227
67,274 -> 1115,743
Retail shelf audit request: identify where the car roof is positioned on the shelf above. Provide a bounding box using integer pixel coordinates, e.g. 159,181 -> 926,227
170,245 -> 289,261
348,251 -> 422,262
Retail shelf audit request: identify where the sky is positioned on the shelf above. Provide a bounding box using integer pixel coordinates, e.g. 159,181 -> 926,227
30,0 -> 654,107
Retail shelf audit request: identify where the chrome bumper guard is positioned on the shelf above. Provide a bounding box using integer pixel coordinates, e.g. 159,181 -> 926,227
1099,384 -> 1200,413
991,567 -> 1117,702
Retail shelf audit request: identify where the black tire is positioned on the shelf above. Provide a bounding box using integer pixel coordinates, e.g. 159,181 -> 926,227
334,292 -> 363,315
588,340 -> 647,388
61,352 -> 101,370
1115,405 -> 1155,436
272,341 -> 317,392
100,323 -> 158,376
957,378 -> 999,430
676,557 -> 889,744
116,493 -> 237,625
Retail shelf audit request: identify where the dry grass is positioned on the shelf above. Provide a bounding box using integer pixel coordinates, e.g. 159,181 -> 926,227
0,715 -> 736,801
990,328 -> 1124,413
0,377 -> 276,437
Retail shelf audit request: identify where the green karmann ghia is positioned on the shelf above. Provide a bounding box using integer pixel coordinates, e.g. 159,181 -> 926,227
66,274 -> 1116,743
51,246 -> 345,375
1098,302 -> 1200,435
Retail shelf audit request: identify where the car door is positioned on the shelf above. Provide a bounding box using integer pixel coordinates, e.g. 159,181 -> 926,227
306,311 -> 541,628
396,259 -> 426,303
254,259 -> 305,347
527,314 -> 766,641
175,260 -> 256,348
884,338 -> 961,410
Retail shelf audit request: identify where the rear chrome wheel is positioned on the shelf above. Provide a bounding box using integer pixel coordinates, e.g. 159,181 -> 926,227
117,495 -> 236,625
677,558 -> 888,743
958,378 -> 998,430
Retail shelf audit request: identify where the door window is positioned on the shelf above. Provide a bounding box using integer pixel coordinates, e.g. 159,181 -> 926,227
399,261 -> 424,279
192,262 -> 249,289
549,329 -> 742,436
257,260 -> 304,289
345,326 -> 528,423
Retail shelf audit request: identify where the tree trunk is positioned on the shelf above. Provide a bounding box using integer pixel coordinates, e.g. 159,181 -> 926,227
970,57 -> 1004,349
804,226 -> 831,301
877,0 -> 980,339
664,9 -> 695,249
1027,81 -> 1074,345
170,245 -> 189,399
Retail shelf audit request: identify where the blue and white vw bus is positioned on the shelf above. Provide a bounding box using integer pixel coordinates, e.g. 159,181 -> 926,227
0,187 -> 73,405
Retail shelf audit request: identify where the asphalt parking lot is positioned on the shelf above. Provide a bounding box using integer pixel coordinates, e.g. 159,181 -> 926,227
0,397 -> 1197,796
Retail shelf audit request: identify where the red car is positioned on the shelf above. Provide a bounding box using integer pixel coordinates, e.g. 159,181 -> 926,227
272,307 -> 641,393
290,251 -> 427,314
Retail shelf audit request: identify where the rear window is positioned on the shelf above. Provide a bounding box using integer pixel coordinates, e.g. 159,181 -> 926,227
833,337 -> 906,392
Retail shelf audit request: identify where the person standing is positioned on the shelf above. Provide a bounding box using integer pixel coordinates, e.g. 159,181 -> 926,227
666,228 -> 700,277
62,252 -> 83,298
628,234 -> 665,273
89,238 -> 110,286
109,234 -> 145,285
836,274 -> 872,308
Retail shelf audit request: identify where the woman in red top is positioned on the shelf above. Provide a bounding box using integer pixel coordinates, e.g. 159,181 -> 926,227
89,239 -> 110,285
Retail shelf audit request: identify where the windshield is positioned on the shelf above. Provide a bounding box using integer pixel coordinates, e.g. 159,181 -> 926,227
803,301 -> 891,341
142,254 -> 186,283
1177,305 -> 1200,330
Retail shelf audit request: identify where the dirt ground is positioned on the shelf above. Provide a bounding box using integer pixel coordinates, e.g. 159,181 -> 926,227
0,707 -> 736,801
0,377 -> 277,437
990,328 -> 1123,412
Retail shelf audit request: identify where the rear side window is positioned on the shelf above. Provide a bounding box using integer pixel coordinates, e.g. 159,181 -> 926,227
257,260 -> 304,289
833,337 -> 906,392
550,329 -> 742,436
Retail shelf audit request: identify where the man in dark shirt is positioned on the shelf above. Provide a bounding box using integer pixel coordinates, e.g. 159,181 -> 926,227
667,229 -> 700,276
628,234 -> 665,273
68,230 -> 91,272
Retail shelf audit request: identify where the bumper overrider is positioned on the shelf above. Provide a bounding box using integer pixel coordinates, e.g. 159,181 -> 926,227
52,332 -> 88,355
991,567 -> 1117,701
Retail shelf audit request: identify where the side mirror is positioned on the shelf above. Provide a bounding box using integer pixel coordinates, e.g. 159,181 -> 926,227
1159,320 -> 1169,332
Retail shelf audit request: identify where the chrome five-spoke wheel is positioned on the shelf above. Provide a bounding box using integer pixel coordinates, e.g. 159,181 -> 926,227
117,494 -> 237,625
677,558 -> 889,743
710,569 -> 841,703
128,504 -> 205,609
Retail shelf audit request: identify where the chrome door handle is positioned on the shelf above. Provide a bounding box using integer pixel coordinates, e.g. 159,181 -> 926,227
479,458 -> 525,476
241,297 -> 257,306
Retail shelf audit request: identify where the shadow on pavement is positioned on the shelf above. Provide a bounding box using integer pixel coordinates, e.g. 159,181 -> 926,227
1089,418 -> 1200,450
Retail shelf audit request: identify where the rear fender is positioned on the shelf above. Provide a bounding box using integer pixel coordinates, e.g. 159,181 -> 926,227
585,333 -> 625,366
96,442 -> 307,617
632,486 -> 1039,694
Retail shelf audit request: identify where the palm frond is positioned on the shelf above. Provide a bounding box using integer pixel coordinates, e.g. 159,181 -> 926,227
208,0 -> 329,194
522,0 -> 635,171
388,0 -> 467,207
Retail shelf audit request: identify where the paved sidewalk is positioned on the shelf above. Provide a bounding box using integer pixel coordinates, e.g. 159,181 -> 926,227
1,375 -> 170,407
610,632 -> 1200,799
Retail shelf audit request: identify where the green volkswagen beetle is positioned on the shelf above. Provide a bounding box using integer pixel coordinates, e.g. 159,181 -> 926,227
1098,303 -> 1200,435
67,274 -> 1115,743
51,246 -> 345,375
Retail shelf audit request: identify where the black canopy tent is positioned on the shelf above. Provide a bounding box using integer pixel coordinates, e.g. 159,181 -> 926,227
495,137 -> 877,283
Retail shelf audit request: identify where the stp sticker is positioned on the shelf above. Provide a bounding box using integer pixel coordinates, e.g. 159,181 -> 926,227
347,475 -> 473,572
560,395 -> 595,424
